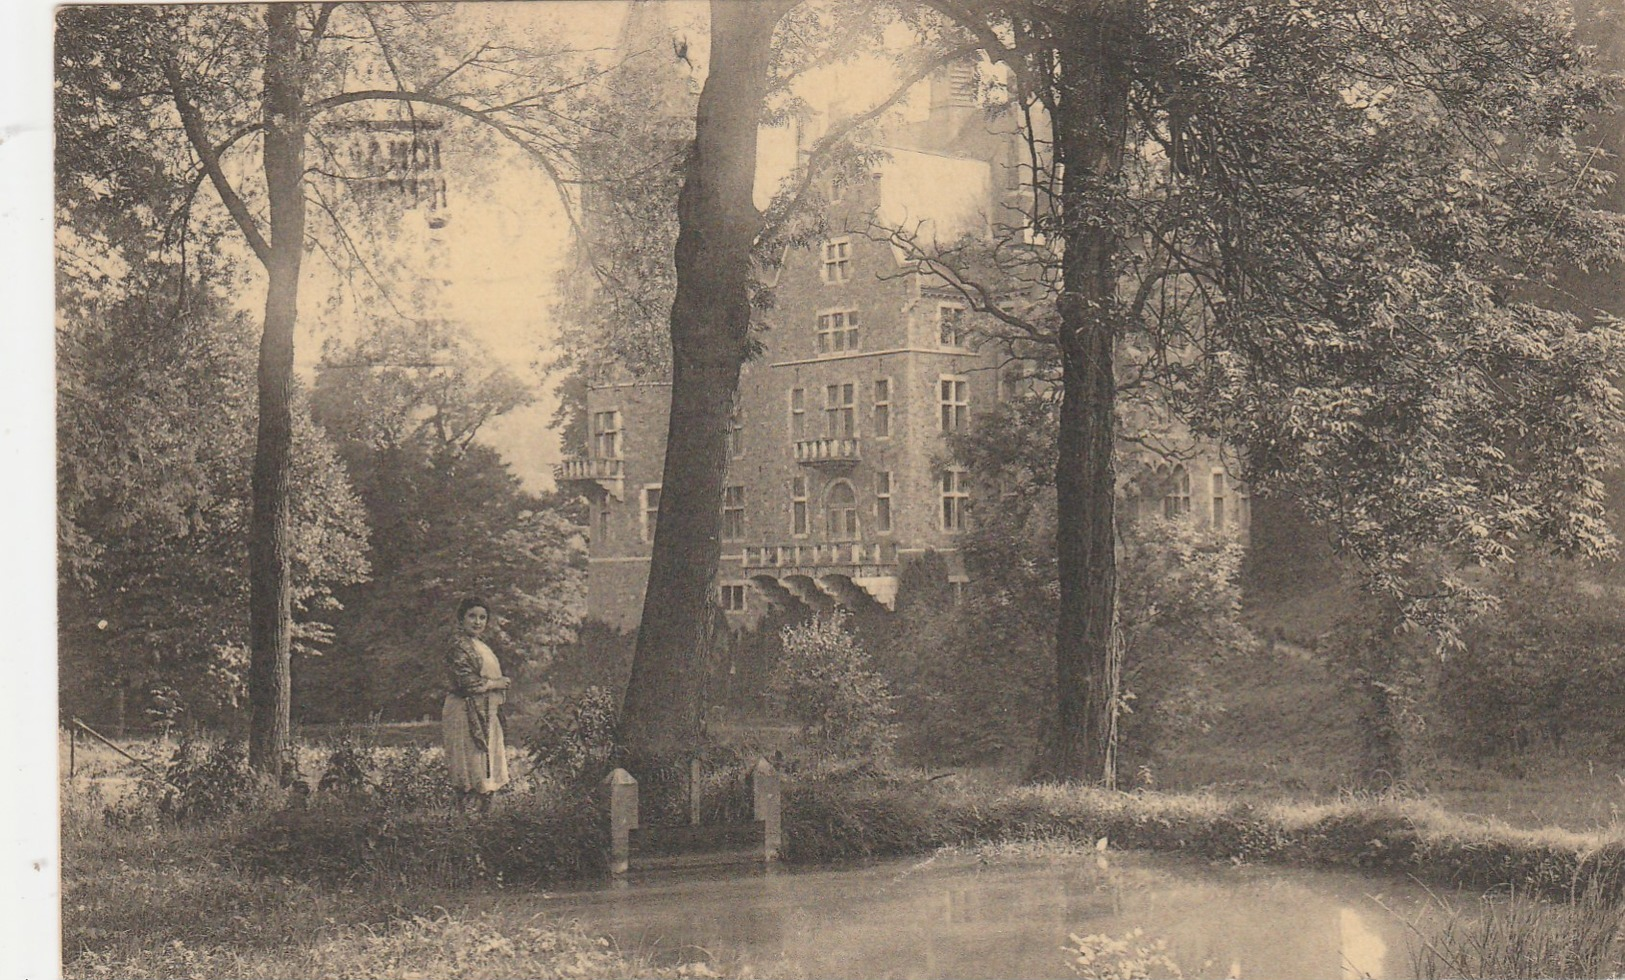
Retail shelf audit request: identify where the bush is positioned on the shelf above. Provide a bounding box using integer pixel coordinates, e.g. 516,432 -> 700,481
780,766 -> 971,863
236,795 -> 607,886
105,734 -> 280,826
522,685 -> 619,790
1434,557 -> 1625,763
771,612 -> 896,761
316,728 -> 377,795
375,744 -> 456,811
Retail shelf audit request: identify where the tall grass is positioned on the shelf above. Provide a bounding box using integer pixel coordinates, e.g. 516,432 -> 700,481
1407,886 -> 1625,979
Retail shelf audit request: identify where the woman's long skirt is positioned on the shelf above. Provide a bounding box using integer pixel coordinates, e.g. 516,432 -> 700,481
441,693 -> 508,793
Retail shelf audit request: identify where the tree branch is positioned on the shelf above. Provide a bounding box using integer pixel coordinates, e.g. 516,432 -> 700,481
757,40 -> 987,252
163,54 -> 272,266
308,88 -> 586,243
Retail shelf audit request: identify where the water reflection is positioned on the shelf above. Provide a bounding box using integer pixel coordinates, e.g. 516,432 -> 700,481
540,851 -> 1439,979
1340,906 -> 1387,980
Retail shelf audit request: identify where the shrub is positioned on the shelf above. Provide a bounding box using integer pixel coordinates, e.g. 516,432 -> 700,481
523,685 -> 619,789
375,744 -> 456,811
316,728 -> 377,795
105,734 -> 279,826
1434,556 -> 1625,763
781,771 -> 968,863
236,795 -> 607,886
771,612 -> 896,761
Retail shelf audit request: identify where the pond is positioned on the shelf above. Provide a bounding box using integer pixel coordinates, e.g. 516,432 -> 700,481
536,847 -> 1449,979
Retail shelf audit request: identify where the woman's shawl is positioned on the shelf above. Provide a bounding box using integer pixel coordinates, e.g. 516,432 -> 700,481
447,635 -> 493,758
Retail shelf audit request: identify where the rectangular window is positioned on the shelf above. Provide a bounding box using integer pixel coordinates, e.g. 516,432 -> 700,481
790,387 -> 806,440
591,409 -> 621,458
726,398 -> 745,459
998,359 -> 1027,402
722,485 -> 745,541
872,378 -> 891,438
1211,469 -> 1227,527
875,471 -> 893,534
938,303 -> 968,347
821,238 -> 851,283
939,376 -> 969,433
1163,467 -> 1191,518
791,475 -> 809,537
825,382 -> 856,437
817,309 -> 860,353
941,469 -> 968,532
642,485 -> 662,542
596,506 -> 611,545
719,583 -> 747,612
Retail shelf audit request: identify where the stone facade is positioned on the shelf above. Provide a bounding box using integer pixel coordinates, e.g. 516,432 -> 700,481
559,64 -> 1247,630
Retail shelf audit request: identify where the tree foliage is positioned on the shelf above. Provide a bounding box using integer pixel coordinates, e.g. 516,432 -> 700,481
772,612 -> 898,760
876,395 -> 1255,767
874,0 -> 1625,780
56,3 -> 600,767
57,279 -> 370,729
301,320 -> 584,722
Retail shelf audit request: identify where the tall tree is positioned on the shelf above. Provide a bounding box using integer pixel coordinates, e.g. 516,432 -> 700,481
56,9 -> 368,733
306,320 -> 584,721
891,0 -> 1624,782
618,0 -> 798,763
64,3 -> 599,775
612,0 -> 962,764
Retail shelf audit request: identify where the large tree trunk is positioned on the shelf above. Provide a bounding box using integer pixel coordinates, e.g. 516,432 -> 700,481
247,5 -> 307,777
619,0 -> 785,766
1038,7 -> 1135,785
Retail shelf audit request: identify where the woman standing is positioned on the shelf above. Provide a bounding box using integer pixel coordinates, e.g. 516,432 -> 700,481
442,596 -> 511,814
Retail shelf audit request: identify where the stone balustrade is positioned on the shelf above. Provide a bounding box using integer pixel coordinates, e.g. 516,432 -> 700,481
740,540 -> 899,570
793,436 -> 861,465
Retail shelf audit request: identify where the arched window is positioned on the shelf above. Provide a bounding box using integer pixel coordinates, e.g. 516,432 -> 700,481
825,481 -> 858,540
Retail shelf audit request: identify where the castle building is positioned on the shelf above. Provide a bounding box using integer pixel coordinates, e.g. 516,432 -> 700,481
558,22 -> 1246,631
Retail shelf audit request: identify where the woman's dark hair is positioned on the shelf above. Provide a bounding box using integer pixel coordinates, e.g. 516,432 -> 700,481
456,596 -> 490,621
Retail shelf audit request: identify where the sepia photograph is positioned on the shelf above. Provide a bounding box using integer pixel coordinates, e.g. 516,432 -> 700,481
37,0 -> 1625,977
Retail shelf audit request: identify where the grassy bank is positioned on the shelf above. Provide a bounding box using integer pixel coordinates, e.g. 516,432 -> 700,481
780,768 -> 1625,902
108,760 -> 1624,902
62,800 -> 752,979
62,731 -> 1625,979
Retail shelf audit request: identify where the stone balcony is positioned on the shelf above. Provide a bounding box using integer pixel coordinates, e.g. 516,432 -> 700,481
739,540 -> 899,609
742,541 -> 898,570
553,456 -> 625,500
793,436 -> 860,467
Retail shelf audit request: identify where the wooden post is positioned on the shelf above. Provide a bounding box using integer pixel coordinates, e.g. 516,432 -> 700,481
69,724 -> 76,778
750,757 -> 781,862
600,768 -> 638,875
689,756 -> 703,826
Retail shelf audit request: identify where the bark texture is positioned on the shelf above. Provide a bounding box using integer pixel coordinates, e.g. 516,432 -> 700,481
619,0 -> 788,763
1038,5 -> 1136,786
247,5 -> 308,777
